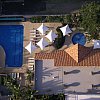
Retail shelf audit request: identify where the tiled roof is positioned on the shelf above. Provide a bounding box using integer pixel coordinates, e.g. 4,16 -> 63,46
35,44 -> 100,66
65,44 -> 93,62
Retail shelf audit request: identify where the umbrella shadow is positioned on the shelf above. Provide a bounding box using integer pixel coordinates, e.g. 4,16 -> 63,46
64,69 -> 80,75
64,82 -> 80,88
92,71 -> 100,75
92,84 -> 100,88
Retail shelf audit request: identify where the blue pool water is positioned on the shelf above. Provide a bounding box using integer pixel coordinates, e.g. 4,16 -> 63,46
0,25 -> 23,67
72,33 -> 86,46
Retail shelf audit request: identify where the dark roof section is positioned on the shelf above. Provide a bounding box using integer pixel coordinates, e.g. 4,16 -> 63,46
0,0 -> 98,15
35,44 -> 100,66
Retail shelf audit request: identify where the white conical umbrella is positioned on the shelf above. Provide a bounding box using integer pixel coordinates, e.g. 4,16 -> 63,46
60,24 -> 72,36
93,40 -> 100,49
36,38 -> 49,50
37,23 -> 48,35
25,41 -> 37,54
45,30 -> 58,42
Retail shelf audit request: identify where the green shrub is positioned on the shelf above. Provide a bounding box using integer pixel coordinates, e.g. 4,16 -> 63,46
54,25 -> 65,49
64,14 -> 72,24
30,16 -> 43,23
30,15 -> 71,23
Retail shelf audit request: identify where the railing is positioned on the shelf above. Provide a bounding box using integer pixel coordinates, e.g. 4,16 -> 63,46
2,0 -> 24,2
0,16 -> 26,22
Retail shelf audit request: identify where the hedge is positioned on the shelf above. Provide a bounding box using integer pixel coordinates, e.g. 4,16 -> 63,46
30,15 -> 73,24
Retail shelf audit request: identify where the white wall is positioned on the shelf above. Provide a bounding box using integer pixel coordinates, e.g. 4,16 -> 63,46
65,94 -> 100,100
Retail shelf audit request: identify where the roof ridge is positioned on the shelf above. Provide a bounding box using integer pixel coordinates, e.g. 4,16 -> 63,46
65,44 -> 93,63
35,45 -> 100,66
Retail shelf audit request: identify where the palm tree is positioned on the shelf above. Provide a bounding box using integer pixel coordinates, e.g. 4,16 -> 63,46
4,75 -> 38,100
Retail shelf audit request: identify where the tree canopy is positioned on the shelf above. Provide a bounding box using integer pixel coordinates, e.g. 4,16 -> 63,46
79,1 -> 100,37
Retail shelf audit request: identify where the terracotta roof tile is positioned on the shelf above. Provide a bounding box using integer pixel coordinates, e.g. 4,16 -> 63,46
35,44 -> 100,66
65,44 -> 93,62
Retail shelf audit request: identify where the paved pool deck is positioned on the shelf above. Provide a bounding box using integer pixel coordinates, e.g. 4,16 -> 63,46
0,22 -> 94,87
0,22 -> 62,73
0,21 -> 94,73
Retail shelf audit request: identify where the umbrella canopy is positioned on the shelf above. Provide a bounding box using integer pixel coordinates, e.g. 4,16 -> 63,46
37,23 -> 48,35
60,24 -> 72,36
93,40 -> 100,49
45,30 -> 58,42
36,38 -> 49,50
25,41 -> 37,54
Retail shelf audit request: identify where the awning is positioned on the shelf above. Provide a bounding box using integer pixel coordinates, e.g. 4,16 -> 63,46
93,40 -> 100,49
36,38 -> 49,50
37,23 -> 48,35
25,41 -> 37,54
45,30 -> 58,42
60,24 -> 72,36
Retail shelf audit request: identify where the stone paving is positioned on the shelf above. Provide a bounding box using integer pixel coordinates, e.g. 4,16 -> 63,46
0,22 -> 94,73
0,22 -> 94,87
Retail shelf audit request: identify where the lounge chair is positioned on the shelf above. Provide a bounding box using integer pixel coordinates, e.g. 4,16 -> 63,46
30,30 -> 41,45
28,58 -> 34,71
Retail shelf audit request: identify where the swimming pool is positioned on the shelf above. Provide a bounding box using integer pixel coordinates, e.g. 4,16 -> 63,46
72,33 -> 86,46
0,25 -> 23,67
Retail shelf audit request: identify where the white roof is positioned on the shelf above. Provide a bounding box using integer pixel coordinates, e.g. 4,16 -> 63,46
60,24 -> 72,36
25,41 -> 37,54
37,23 -> 48,35
36,38 -> 49,50
93,40 -> 100,49
45,30 -> 58,42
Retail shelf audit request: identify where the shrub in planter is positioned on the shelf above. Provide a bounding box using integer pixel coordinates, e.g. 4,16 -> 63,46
30,16 -> 43,23
54,25 -> 65,49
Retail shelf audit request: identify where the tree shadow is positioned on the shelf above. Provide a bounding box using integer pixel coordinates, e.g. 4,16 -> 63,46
43,68 -> 60,77
42,79 -> 62,89
87,88 -> 100,94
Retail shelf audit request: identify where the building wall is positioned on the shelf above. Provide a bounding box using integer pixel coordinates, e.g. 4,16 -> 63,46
35,59 -> 100,94
35,59 -> 63,94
